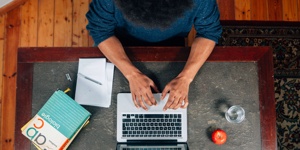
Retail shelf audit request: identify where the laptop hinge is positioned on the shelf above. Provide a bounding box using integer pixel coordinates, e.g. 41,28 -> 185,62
126,140 -> 177,145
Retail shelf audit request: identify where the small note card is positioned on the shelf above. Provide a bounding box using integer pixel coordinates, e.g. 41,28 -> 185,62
75,58 -> 114,107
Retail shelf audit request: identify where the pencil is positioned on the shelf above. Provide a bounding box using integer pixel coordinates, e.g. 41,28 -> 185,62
78,73 -> 102,85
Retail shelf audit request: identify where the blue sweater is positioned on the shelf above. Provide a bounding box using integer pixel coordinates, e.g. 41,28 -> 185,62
86,0 -> 222,46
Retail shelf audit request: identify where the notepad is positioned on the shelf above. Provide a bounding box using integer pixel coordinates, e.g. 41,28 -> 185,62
21,90 -> 91,150
75,58 -> 114,107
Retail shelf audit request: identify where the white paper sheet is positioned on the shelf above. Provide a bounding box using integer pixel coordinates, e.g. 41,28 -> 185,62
75,58 -> 114,107
106,62 -> 115,106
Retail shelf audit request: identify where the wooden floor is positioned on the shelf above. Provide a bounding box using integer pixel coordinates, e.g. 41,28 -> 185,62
0,0 -> 300,149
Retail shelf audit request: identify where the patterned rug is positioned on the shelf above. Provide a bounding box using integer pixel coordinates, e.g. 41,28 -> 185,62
217,21 -> 300,149
275,78 -> 300,149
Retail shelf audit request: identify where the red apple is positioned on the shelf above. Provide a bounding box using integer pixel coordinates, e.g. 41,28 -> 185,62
211,129 -> 227,145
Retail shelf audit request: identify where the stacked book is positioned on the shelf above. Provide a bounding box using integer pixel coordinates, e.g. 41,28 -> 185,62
21,90 -> 91,150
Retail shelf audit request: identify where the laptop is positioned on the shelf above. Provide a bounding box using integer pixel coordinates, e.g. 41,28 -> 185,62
116,93 -> 188,150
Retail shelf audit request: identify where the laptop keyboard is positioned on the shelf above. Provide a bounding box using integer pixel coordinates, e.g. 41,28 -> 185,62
122,114 -> 182,138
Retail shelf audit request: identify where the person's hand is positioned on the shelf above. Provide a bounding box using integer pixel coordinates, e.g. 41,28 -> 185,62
161,75 -> 191,111
126,71 -> 159,110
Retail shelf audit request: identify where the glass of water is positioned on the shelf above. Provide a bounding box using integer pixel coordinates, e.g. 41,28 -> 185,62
225,105 -> 245,123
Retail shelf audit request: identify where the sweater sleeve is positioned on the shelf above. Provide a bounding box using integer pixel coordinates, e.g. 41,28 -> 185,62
194,0 -> 222,43
86,0 -> 117,46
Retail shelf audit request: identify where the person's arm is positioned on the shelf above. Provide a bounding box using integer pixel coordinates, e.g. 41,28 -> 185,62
86,0 -> 159,110
161,0 -> 222,111
161,37 -> 215,110
98,36 -> 159,110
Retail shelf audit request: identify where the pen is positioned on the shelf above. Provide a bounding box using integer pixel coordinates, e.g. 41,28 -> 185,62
78,73 -> 102,85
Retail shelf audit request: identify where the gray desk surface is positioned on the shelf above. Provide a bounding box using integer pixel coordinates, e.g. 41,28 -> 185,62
32,62 -> 260,150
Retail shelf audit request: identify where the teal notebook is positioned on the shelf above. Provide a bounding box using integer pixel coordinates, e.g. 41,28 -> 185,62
21,90 -> 91,150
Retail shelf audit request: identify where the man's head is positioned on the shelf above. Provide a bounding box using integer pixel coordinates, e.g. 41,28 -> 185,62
114,0 -> 193,29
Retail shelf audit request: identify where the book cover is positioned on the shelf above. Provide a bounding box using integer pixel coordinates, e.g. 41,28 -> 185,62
21,90 -> 91,150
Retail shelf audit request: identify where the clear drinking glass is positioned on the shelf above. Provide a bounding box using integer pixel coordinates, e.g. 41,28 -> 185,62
225,105 -> 245,123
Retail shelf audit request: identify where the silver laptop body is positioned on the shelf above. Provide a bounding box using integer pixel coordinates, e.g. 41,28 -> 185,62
116,143 -> 188,150
117,93 -> 188,143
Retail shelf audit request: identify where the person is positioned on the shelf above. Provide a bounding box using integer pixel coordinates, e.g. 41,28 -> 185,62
86,0 -> 222,111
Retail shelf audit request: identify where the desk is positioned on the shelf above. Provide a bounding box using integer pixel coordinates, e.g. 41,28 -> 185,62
15,47 -> 276,149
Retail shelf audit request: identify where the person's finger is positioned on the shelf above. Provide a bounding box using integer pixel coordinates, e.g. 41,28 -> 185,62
161,85 -> 170,100
150,81 -> 160,93
169,95 -> 180,109
131,93 -> 139,108
143,93 -> 153,106
163,96 -> 174,111
138,95 -> 148,110
181,98 -> 189,108
174,98 -> 184,110
146,92 -> 157,106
